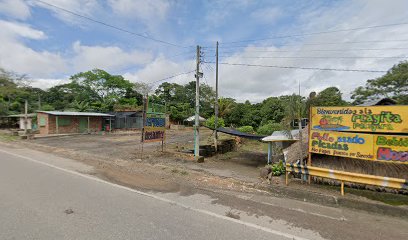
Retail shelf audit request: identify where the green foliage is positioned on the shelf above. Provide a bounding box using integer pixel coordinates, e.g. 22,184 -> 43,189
257,121 -> 282,135
205,116 -> 225,129
266,161 -> 285,176
169,103 -> 192,123
351,61 -> 408,105
237,126 -> 255,134
309,87 -> 348,107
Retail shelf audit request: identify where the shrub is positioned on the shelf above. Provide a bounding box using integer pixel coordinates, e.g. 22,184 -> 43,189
237,126 -> 255,134
205,116 -> 225,129
257,122 -> 282,135
266,160 -> 285,176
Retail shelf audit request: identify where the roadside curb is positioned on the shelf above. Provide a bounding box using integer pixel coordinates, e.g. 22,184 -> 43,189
258,183 -> 408,219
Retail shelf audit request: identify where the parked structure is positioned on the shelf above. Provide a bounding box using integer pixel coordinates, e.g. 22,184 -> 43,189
9,113 -> 37,130
37,111 -> 114,135
108,111 -> 143,130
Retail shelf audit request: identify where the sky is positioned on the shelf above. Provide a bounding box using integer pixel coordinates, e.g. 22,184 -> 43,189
0,0 -> 407,102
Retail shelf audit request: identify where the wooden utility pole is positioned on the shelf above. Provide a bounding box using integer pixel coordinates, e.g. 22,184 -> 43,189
194,45 -> 201,158
214,41 -> 219,152
24,100 -> 28,135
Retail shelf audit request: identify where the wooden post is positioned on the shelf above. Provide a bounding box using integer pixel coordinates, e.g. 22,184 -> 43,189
307,106 -> 312,184
285,171 -> 289,185
341,181 -> 345,196
56,116 -> 59,134
109,117 -> 112,133
87,116 -> 90,133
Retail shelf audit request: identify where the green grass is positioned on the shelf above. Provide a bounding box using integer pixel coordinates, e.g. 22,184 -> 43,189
346,188 -> 408,206
0,133 -> 18,142
321,184 -> 408,206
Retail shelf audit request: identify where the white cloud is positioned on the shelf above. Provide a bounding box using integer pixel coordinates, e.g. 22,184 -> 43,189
71,41 -> 153,72
0,20 -> 46,40
0,20 -> 66,78
251,7 -> 283,24
108,0 -> 170,21
123,57 -> 195,88
29,78 -> 69,89
208,0 -> 408,102
0,0 -> 31,20
33,0 -> 100,25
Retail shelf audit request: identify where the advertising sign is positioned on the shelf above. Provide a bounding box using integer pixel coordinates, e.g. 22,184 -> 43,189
311,106 -> 408,133
374,135 -> 408,163
309,130 -> 408,163
143,113 -> 166,143
309,130 -> 375,161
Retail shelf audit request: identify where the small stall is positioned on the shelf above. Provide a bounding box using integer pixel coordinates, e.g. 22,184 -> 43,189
262,130 -> 299,164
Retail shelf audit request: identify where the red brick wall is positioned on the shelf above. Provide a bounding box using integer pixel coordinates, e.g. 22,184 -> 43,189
38,113 -> 102,134
37,112 -> 49,135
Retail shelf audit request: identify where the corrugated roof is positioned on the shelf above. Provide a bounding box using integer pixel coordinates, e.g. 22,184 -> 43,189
37,111 -> 114,117
8,113 -> 37,118
262,130 -> 300,142
358,98 -> 397,106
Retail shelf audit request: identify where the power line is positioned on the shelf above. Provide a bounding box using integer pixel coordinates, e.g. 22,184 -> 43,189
218,56 -> 407,59
35,0 -> 188,48
202,61 -> 387,73
216,47 -> 408,54
202,39 -> 408,49
148,70 -> 195,86
220,22 -> 408,45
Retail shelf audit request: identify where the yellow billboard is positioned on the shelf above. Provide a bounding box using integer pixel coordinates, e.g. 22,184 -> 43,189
309,130 -> 374,160
310,130 -> 408,164
374,135 -> 408,163
311,106 -> 408,133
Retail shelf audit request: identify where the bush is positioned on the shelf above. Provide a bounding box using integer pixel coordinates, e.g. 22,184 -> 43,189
266,160 -> 285,176
257,122 -> 282,135
205,116 -> 225,129
237,126 -> 254,134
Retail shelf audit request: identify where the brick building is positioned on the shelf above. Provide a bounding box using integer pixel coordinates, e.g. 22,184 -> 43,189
37,111 -> 114,135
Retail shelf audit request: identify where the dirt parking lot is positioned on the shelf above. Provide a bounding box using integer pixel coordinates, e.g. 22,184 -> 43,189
29,128 -> 269,184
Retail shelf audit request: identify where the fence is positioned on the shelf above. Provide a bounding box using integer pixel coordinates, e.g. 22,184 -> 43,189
114,117 -> 143,129
286,163 -> 408,195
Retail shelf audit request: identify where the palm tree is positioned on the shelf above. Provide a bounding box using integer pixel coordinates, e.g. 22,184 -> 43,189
218,97 -> 236,118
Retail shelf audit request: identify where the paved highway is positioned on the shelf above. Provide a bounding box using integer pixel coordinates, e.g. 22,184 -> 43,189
1,144 -> 408,240
0,145 -> 314,240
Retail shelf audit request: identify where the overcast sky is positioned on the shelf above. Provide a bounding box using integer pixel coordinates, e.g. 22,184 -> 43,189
0,0 -> 407,102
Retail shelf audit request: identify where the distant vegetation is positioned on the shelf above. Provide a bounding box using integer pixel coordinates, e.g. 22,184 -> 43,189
1,61 -> 407,133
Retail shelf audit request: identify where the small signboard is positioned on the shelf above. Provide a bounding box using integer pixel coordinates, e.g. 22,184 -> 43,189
309,130 -> 408,163
311,106 -> 408,133
143,112 -> 166,143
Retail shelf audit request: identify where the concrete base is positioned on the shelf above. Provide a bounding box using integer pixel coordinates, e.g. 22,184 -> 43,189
195,156 -> 205,163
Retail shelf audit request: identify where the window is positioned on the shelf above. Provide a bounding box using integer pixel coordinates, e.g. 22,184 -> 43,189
39,117 -> 46,126
58,118 -> 71,126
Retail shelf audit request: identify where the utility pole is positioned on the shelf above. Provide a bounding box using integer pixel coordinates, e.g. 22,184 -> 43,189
38,95 -> 41,110
214,41 -> 219,152
24,99 -> 28,135
194,45 -> 201,159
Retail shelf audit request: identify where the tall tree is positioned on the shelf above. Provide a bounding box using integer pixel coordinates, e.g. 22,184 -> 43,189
69,69 -> 136,111
351,61 -> 408,104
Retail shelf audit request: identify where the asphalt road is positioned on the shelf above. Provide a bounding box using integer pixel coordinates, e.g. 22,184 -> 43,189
0,145 -> 310,240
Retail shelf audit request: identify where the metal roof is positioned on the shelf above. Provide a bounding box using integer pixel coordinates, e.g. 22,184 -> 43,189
262,130 -> 300,142
8,113 -> 37,118
37,111 -> 114,117
358,98 -> 397,106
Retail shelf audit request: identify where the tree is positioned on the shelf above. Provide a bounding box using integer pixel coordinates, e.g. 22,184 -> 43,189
69,69 -> 136,111
309,87 -> 348,107
351,61 -> 408,104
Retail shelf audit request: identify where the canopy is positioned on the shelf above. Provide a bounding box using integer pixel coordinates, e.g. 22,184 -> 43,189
185,116 -> 206,122
262,130 -> 300,142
